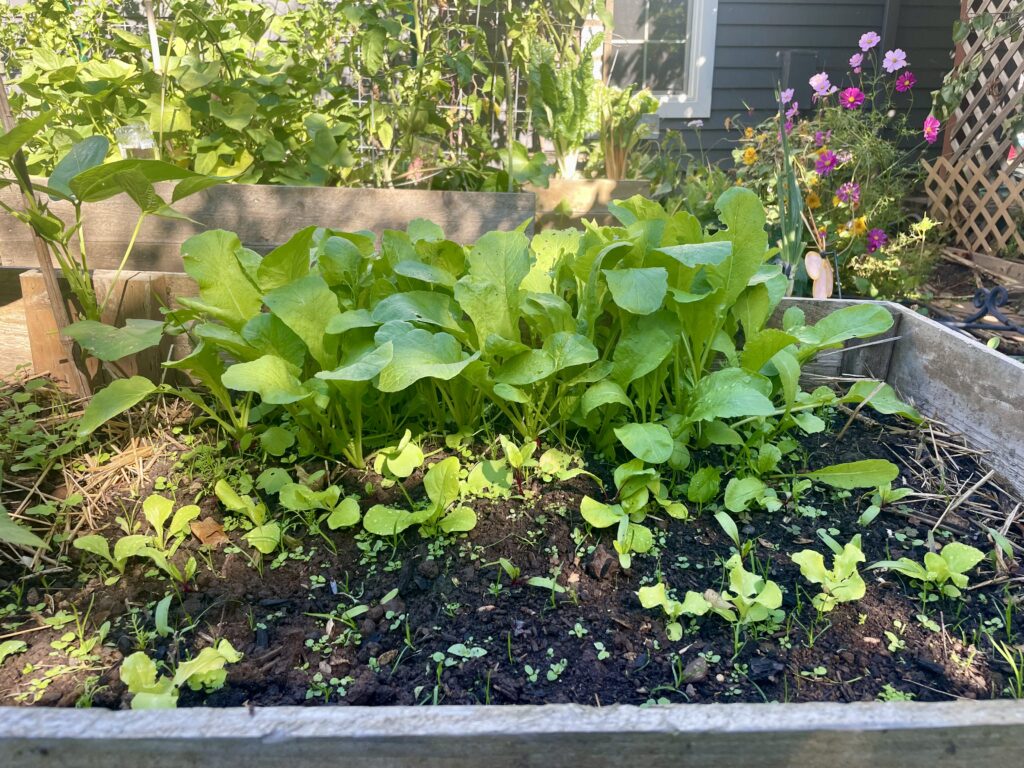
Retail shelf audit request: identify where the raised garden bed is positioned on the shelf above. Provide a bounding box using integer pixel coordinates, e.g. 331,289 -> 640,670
1,195 -> 1024,765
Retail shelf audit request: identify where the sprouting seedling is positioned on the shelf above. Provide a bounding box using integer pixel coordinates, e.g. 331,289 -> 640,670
637,581 -> 711,641
498,434 -> 538,494
527,572 -> 565,608
485,557 -> 523,592
790,532 -> 866,613
858,482 -> 914,526
870,541 -> 986,602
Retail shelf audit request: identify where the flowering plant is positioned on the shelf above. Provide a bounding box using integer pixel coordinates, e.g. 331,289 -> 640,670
731,32 -> 943,298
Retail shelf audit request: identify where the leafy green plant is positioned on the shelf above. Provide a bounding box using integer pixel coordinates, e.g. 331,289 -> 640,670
637,581 -> 711,641
711,554 -> 785,627
791,533 -> 866,612
278,482 -> 361,539
120,639 -> 242,709
527,34 -> 602,178
214,480 -> 282,555
594,83 -> 658,180
871,541 -> 986,600
363,457 -> 475,537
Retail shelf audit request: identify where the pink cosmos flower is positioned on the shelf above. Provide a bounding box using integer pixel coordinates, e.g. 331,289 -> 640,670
836,182 -> 861,205
840,87 -> 866,109
895,71 -> 916,92
786,101 -> 799,119
924,115 -> 941,144
780,88 -> 794,105
814,130 -> 831,147
866,229 -> 888,253
816,150 -> 839,176
882,49 -> 908,73
784,119 -> 794,135
809,72 -> 835,98
859,31 -> 881,51
849,53 -> 864,72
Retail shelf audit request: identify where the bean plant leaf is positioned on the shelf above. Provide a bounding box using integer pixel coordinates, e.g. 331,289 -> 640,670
0,111 -> 54,160
78,376 -> 157,436
63,319 -> 163,362
49,135 -> 110,199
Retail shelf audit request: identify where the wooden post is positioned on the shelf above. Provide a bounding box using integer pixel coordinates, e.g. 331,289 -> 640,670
0,66 -> 91,395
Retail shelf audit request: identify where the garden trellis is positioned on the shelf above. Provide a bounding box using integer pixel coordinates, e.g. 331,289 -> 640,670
923,0 -> 1024,257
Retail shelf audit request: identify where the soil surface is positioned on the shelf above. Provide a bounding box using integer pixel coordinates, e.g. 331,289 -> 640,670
0,408 -> 1021,709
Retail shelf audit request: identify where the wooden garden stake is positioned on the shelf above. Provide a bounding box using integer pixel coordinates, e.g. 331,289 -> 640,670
0,66 -> 91,396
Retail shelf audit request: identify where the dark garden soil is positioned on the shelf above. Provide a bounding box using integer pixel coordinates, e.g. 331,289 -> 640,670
1,407 -> 1021,709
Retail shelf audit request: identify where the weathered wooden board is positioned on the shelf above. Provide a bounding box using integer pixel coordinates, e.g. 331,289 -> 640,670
0,701 -> 1023,768
887,305 -> 1024,498
0,185 -> 536,272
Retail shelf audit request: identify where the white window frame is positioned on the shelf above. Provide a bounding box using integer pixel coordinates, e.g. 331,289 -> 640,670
606,0 -> 719,119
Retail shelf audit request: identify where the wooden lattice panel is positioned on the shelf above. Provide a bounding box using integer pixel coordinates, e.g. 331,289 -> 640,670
925,0 -> 1024,256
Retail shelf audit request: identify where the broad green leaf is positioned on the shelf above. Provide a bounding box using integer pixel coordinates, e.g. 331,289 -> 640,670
260,426 -> 296,456
611,321 -> 673,385
113,535 -> 151,563
371,291 -> 463,334
580,497 -> 626,529
142,495 -> 174,535
939,542 -> 985,575
279,484 -> 341,512
772,348 -> 800,411
256,227 -> 315,291
325,309 -> 377,336
798,304 -> 893,352
655,241 -> 731,268
687,467 -> 721,504
222,355 -> 308,404
544,332 -> 598,372
241,313 -> 308,369
78,377 -> 157,436
70,159 -> 195,203
843,380 -> 922,423
724,477 -> 767,513
581,380 -> 631,416
181,230 -> 262,331
637,583 -> 670,610
317,342 -> 393,383
393,260 -> 456,288
688,369 -> 775,422
375,324 -> 478,392
803,460 -> 899,490
327,497 -> 361,529
73,534 -> 114,565
494,349 -> 554,386
243,522 -> 281,554
614,423 -> 674,464
64,319 -> 163,362
602,268 -> 668,315
732,284 -> 771,338
0,510 -> 46,548
454,230 -> 530,344
706,188 -> 770,306
424,456 -> 461,510
439,506 -> 477,533
363,505 -> 426,536
264,274 -> 340,368
0,111 -> 53,160
714,511 -> 741,547
791,549 -> 829,584
49,136 -> 110,199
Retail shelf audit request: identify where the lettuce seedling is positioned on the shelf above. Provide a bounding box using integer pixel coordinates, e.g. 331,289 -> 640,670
363,457 -> 476,537
278,482 -> 361,536
120,639 -> 243,709
706,554 -> 784,626
637,582 -> 711,640
871,541 -> 985,600
141,494 -> 200,555
791,534 -> 866,612
214,480 -> 282,555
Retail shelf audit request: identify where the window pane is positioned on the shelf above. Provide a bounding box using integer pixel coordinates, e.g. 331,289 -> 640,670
646,42 -> 688,92
612,0 -> 646,41
608,43 -> 645,88
647,0 -> 688,41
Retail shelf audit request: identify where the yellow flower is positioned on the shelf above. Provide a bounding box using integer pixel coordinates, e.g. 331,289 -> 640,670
742,147 -> 758,165
852,216 -> 868,236
832,196 -> 841,207
744,127 -> 755,139
806,191 -> 821,210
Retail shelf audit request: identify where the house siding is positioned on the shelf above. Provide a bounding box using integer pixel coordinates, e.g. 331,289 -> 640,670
664,0 -> 960,163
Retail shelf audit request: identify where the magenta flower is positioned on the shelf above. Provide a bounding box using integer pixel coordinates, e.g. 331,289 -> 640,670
814,130 -> 831,147
815,150 -> 839,177
849,53 -> 864,73
836,182 -> 861,205
859,31 -> 881,51
809,72 -> 835,98
784,118 -> 794,135
786,101 -> 799,119
780,88 -> 794,105
895,71 -> 916,92
882,49 -> 908,73
839,87 -> 866,109
866,229 -> 888,253
923,115 -> 941,144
